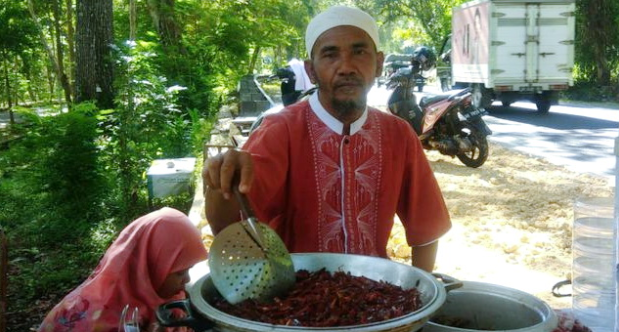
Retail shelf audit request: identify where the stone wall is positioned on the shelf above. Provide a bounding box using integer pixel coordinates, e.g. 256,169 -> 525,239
238,75 -> 275,117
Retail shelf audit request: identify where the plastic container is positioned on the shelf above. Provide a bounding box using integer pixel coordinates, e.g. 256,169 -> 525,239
572,197 -> 616,332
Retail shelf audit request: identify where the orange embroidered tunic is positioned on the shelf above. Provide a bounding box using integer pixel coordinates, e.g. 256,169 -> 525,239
245,94 -> 451,258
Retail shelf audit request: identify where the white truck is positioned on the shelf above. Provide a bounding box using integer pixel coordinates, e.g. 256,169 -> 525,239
438,0 -> 575,113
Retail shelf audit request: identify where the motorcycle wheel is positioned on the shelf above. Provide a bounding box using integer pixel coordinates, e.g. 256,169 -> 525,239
456,122 -> 489,168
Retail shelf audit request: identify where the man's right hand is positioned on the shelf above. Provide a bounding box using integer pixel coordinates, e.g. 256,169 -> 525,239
202,149 -> 254,200
202,149 -> 254,234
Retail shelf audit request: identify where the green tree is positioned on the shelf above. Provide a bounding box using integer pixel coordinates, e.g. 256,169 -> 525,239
27,0 -> 73,106
0,0 -> 38,122
375,0 -> 468,51
575,0 -> 619,86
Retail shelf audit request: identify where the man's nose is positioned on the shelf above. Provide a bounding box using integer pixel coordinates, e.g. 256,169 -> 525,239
338,52 -> 357,75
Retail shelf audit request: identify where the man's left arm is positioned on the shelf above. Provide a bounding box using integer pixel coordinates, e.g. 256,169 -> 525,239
397,121 -> 450,273
411,241 -> 438,272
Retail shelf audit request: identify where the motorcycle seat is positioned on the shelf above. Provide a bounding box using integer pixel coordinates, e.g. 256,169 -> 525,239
419,94 -> 451,108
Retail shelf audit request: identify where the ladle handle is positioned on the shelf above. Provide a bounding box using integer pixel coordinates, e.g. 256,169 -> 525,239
233,186 -> 257,220
233,186 -> 266,249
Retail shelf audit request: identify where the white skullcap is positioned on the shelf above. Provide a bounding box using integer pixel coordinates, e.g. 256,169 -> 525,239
305,6 -> 379,58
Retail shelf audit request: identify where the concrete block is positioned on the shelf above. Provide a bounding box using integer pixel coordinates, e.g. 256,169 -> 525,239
240,102 -> 256,114
252,93 -> 266,101
256,101 -> 272,112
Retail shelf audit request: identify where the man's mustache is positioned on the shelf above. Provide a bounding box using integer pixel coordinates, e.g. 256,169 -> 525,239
334,76 -> 363,88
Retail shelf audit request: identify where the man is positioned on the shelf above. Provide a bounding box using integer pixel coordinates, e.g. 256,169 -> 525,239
288,58 -> 314,98
277,58 -> 314,106
202,6 -> 451,272
276,65 -> 298,106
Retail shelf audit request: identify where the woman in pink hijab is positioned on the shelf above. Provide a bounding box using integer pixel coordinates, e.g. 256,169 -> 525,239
38,207 -> 208,332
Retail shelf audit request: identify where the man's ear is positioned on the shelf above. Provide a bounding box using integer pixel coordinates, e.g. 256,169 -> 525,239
304,60 -> 317,84
375,51 -> 385,77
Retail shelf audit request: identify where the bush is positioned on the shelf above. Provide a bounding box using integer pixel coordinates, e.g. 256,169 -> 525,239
562,81 -> 619,103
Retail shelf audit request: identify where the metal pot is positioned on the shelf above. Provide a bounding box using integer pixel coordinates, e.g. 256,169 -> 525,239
423,281 -> 558,332
157,253 -> 459,332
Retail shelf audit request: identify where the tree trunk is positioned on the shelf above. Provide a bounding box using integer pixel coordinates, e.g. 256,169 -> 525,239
21,59 -> 37,102
146,0 -> 185,81
130,0 -> 137,40
27,0 -> 73,106
46,64 -> 55,103
65,0 -> 76,97
75,0 -> 114,109
52,0 -> 73,106
146,0 -> 184,53
2,51 -> 14,124
18,54 -> 37,102
248,46 -> 261,75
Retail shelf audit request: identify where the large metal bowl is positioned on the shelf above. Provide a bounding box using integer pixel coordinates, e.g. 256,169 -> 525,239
157,253 -> 453,332
423,281 -> 558,332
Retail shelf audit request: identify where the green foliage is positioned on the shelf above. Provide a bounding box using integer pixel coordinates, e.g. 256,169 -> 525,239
43,103 -> 106,218
188,108 -> 214,157
101,40 -> 199,215
374,0 -> 468,51
0,102 -> 108,247
0,101 -> 122,329
9,243 -> 102,301
562,80 -> 619,102
574,0 -> 619,86
0,0 -> 46,106
150,192 -> 194,213
0,0 -> 38,52
0,97 -> 196,328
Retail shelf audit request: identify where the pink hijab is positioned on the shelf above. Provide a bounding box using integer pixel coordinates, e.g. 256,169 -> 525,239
38,207 -> 208,332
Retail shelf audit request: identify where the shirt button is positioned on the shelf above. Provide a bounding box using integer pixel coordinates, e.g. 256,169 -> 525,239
344,139 -> 350,144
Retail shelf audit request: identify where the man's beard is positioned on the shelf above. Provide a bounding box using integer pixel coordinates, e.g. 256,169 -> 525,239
313,74 -> 368,117
331,94 -> 367,117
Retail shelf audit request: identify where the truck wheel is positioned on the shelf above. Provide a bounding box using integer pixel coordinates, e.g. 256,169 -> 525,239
502,101 -> 512,107
535,92 -> 555,113
536,99 -> 551,113
471,84 -> 493,109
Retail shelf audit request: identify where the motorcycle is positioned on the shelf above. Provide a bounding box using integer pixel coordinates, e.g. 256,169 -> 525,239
386,53 -> 492,168
381,50 -> 429,92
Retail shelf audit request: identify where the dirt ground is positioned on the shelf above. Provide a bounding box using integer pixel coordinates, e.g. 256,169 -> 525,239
387,142 -> 614,309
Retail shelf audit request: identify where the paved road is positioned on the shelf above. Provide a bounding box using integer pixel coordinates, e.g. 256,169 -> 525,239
485,101 -> 619,181
367,84 -> 619,183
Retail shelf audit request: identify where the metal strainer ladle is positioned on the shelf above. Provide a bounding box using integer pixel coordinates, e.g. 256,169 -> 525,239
208,187 -> 295,304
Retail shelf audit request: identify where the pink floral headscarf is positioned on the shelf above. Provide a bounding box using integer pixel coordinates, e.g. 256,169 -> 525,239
38,207 -> 208,332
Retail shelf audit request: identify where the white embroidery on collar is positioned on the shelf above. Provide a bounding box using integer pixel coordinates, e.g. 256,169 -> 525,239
309,93 -> 368,135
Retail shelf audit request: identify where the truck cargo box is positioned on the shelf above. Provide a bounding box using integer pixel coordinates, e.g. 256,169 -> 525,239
447,0 -> 575,112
